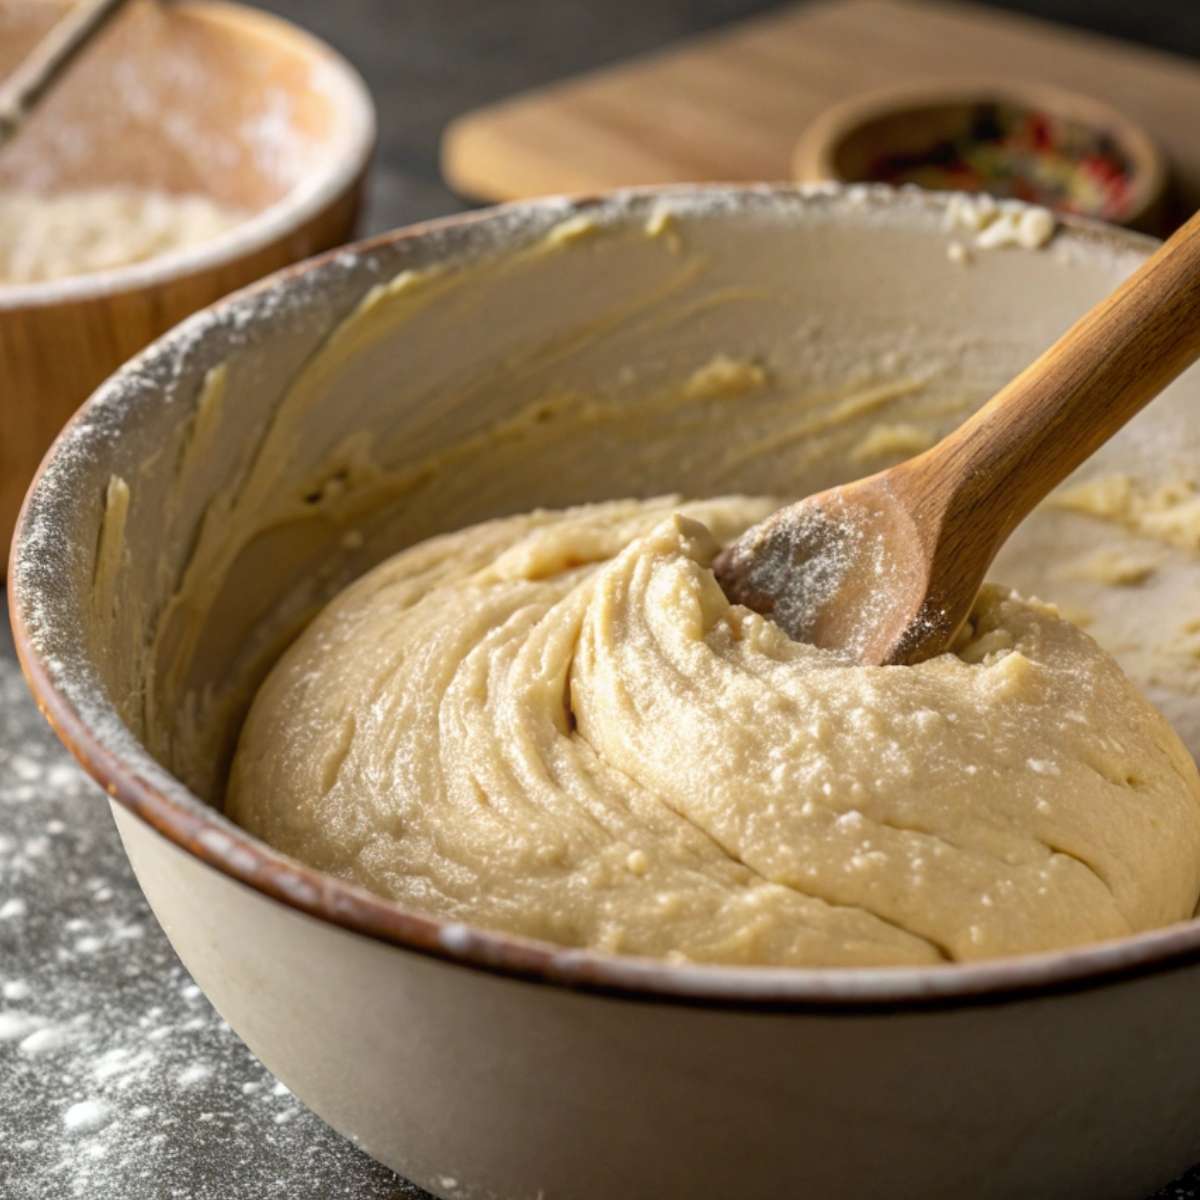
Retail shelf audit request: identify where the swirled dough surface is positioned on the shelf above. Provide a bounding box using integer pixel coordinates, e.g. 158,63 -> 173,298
227,496 -> 1200,966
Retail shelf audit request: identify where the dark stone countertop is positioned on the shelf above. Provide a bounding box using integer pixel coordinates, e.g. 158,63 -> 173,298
4,2 -> 1200,1196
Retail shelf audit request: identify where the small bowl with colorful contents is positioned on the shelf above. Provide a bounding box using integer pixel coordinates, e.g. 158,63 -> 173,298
0,0 -> 375,556
793,80 -> 1166,233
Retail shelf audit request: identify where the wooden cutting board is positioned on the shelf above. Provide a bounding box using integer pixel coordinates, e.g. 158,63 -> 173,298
441,0 -> 1200,222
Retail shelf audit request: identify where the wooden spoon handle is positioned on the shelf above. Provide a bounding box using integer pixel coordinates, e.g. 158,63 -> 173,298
907,207 -> 1200,545
0,0 -> 132,148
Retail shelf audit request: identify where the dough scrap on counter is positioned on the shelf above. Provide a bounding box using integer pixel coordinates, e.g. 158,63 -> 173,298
227,497 -> 1200,967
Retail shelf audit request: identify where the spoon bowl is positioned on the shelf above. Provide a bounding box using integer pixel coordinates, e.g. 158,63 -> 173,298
714,474 -> 932,663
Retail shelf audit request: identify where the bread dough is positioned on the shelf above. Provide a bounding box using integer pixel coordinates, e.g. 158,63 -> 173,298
226,496 -> 1200,966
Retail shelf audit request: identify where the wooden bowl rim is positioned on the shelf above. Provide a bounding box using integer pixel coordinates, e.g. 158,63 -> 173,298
792,78 -> 1167,229
0,0 -> 376,310
14,182 -> 1200,1013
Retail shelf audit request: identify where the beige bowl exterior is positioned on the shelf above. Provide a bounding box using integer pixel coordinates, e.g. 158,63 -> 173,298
0,0 -> 376,556
12,184 -> 1200,1199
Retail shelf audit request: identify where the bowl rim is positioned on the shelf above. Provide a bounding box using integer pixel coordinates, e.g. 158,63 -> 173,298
792,77 -> 1167,230
12,180 -> 1200,1014
0,0 -> 376,310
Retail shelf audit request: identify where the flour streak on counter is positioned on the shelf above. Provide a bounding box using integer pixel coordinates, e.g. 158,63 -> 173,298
0,602 -> 429,1199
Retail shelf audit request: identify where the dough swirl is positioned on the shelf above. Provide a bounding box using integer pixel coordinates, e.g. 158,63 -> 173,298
227,497 -> 1200,966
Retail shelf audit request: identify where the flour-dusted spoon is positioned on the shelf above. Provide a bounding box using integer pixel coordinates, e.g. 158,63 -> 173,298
0,0 -> 132,150
714,207 -> 1200,666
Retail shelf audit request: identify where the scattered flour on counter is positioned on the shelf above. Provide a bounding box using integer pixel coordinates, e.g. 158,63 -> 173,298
20,1023 -> 75,1056
0,1011 -> 44,1041
63,1100 -> 112,1134
0,668 -> 379,1200
23,835 -> 49,858
47,762 -> 86,791
0,940 -> 317,1199
9,754 -> 43,781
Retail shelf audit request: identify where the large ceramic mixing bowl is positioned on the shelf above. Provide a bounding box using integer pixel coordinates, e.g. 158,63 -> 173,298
10,185 -> 1200,1200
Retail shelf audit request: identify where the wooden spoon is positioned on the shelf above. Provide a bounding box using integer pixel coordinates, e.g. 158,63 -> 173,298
713,207 -> 1200,666
0,0 -> 132,150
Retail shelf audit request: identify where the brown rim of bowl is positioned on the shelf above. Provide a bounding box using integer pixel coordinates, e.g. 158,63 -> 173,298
10,182 -> 1200,1015
792,79 -> 1167,231
0,0 -> 377,311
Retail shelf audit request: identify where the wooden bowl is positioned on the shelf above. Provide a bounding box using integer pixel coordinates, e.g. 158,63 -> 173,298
0,0 -> 375,557
794,80 -> 1167,234
13,185 -> 1200,1199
